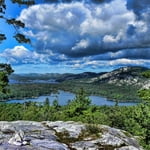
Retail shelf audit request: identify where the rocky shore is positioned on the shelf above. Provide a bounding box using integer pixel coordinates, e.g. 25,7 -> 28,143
0,121 -> 143,150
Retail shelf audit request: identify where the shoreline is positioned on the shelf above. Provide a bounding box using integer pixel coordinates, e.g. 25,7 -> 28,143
0,90 -> 141,104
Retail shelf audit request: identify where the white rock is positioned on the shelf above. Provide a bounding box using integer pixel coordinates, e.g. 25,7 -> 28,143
0,124 -> 15,133
71,141 -> 99,150
31,139 -> 69,150
22,141 -> 28,145
8,130 -> 28,146
0,121 -> 143,150
115,145 -> 143,150
8,137 -> 22,146
44,121 -> 85,138
97,133 -> 124,146
14,133 -> 22,142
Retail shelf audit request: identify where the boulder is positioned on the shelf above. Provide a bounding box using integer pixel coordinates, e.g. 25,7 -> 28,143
8,130 -> 28,146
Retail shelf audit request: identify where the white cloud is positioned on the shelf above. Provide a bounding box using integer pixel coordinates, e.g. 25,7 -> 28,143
103,31 -> 124,43
72,39 -> 89,51
3,46 -> 29,57
8,0 -> 149,73
108,58 -> 150,66
0,46 -> 51,64
17,0 -> 145,57
134,21 -> 148,33
70,57 -> 150,70
80,0 -> 135,36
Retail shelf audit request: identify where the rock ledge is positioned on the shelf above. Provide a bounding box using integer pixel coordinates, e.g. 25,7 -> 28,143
0,121 -> 143,150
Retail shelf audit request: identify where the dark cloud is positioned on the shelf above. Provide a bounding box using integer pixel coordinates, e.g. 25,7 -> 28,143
126,0 -> 150,18
125,48 -> 150,59
90,0 -> 114,3
40,0 -> 114,4
126,25 -> 136,36
92,48 -> 150,61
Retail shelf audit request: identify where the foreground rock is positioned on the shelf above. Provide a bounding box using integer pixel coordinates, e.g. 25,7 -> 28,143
0,121 -> 143,150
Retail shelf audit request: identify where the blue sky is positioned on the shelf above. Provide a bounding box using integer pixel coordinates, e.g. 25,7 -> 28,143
0,0 -> 150,73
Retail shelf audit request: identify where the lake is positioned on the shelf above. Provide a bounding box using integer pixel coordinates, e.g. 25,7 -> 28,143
4,90 -> 138,106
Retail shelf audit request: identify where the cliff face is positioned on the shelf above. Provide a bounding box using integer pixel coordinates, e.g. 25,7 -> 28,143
0,121 -> 143,150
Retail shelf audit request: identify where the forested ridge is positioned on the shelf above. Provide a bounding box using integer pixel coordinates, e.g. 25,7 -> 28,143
1,66 -> 148,102
0,82 -> 141,102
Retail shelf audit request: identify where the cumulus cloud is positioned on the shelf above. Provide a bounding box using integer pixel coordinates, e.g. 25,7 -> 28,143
72,39 -> 90,51
17,0 -> 150,58
0,46 -> 51,64
0,45 -> 71,65
1,45 -> 149,73
69,57 -> 150,71
4,0 -> 149,73
92,48 -> 150,60
108,58 -> 148,66
103,31 -> 124,43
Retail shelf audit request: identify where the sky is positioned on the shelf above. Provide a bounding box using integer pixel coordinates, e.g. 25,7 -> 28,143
0,0 -> 150,74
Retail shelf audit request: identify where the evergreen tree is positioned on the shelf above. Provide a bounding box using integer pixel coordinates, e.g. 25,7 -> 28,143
66,88 -> 91,117
44,97 -> 50,106
52,99 -> 59,109
0,0 -> 34,44
138,70 -> 150,103
0,64 -> 14,94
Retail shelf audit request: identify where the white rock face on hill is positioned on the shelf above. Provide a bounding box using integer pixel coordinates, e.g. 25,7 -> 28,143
0,121 -> 143,150
142,80 -> 150,89
90,66 -> 148,87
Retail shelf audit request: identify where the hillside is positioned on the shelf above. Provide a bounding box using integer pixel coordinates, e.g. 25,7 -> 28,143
91,66 -> 149,87
8,66 -> 149,102
9,72 -> 102,83
10,66 -> 149,86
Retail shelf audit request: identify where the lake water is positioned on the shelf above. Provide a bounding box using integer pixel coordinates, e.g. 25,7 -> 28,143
4,90 -> 138,106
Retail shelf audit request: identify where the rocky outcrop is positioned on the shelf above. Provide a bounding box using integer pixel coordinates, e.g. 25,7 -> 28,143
0,121 -> 143,150
142,80 -> 150,89
91,66 -> 149,87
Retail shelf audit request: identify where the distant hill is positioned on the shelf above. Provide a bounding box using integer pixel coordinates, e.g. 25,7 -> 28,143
8,66 -> 149,102
55,72 -> 105,82
9,66 -> 149,87
55,66 -> 149,89
9,72 -> 104,83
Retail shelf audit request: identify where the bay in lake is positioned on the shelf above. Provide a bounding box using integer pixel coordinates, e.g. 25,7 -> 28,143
4,90 -> 138,106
